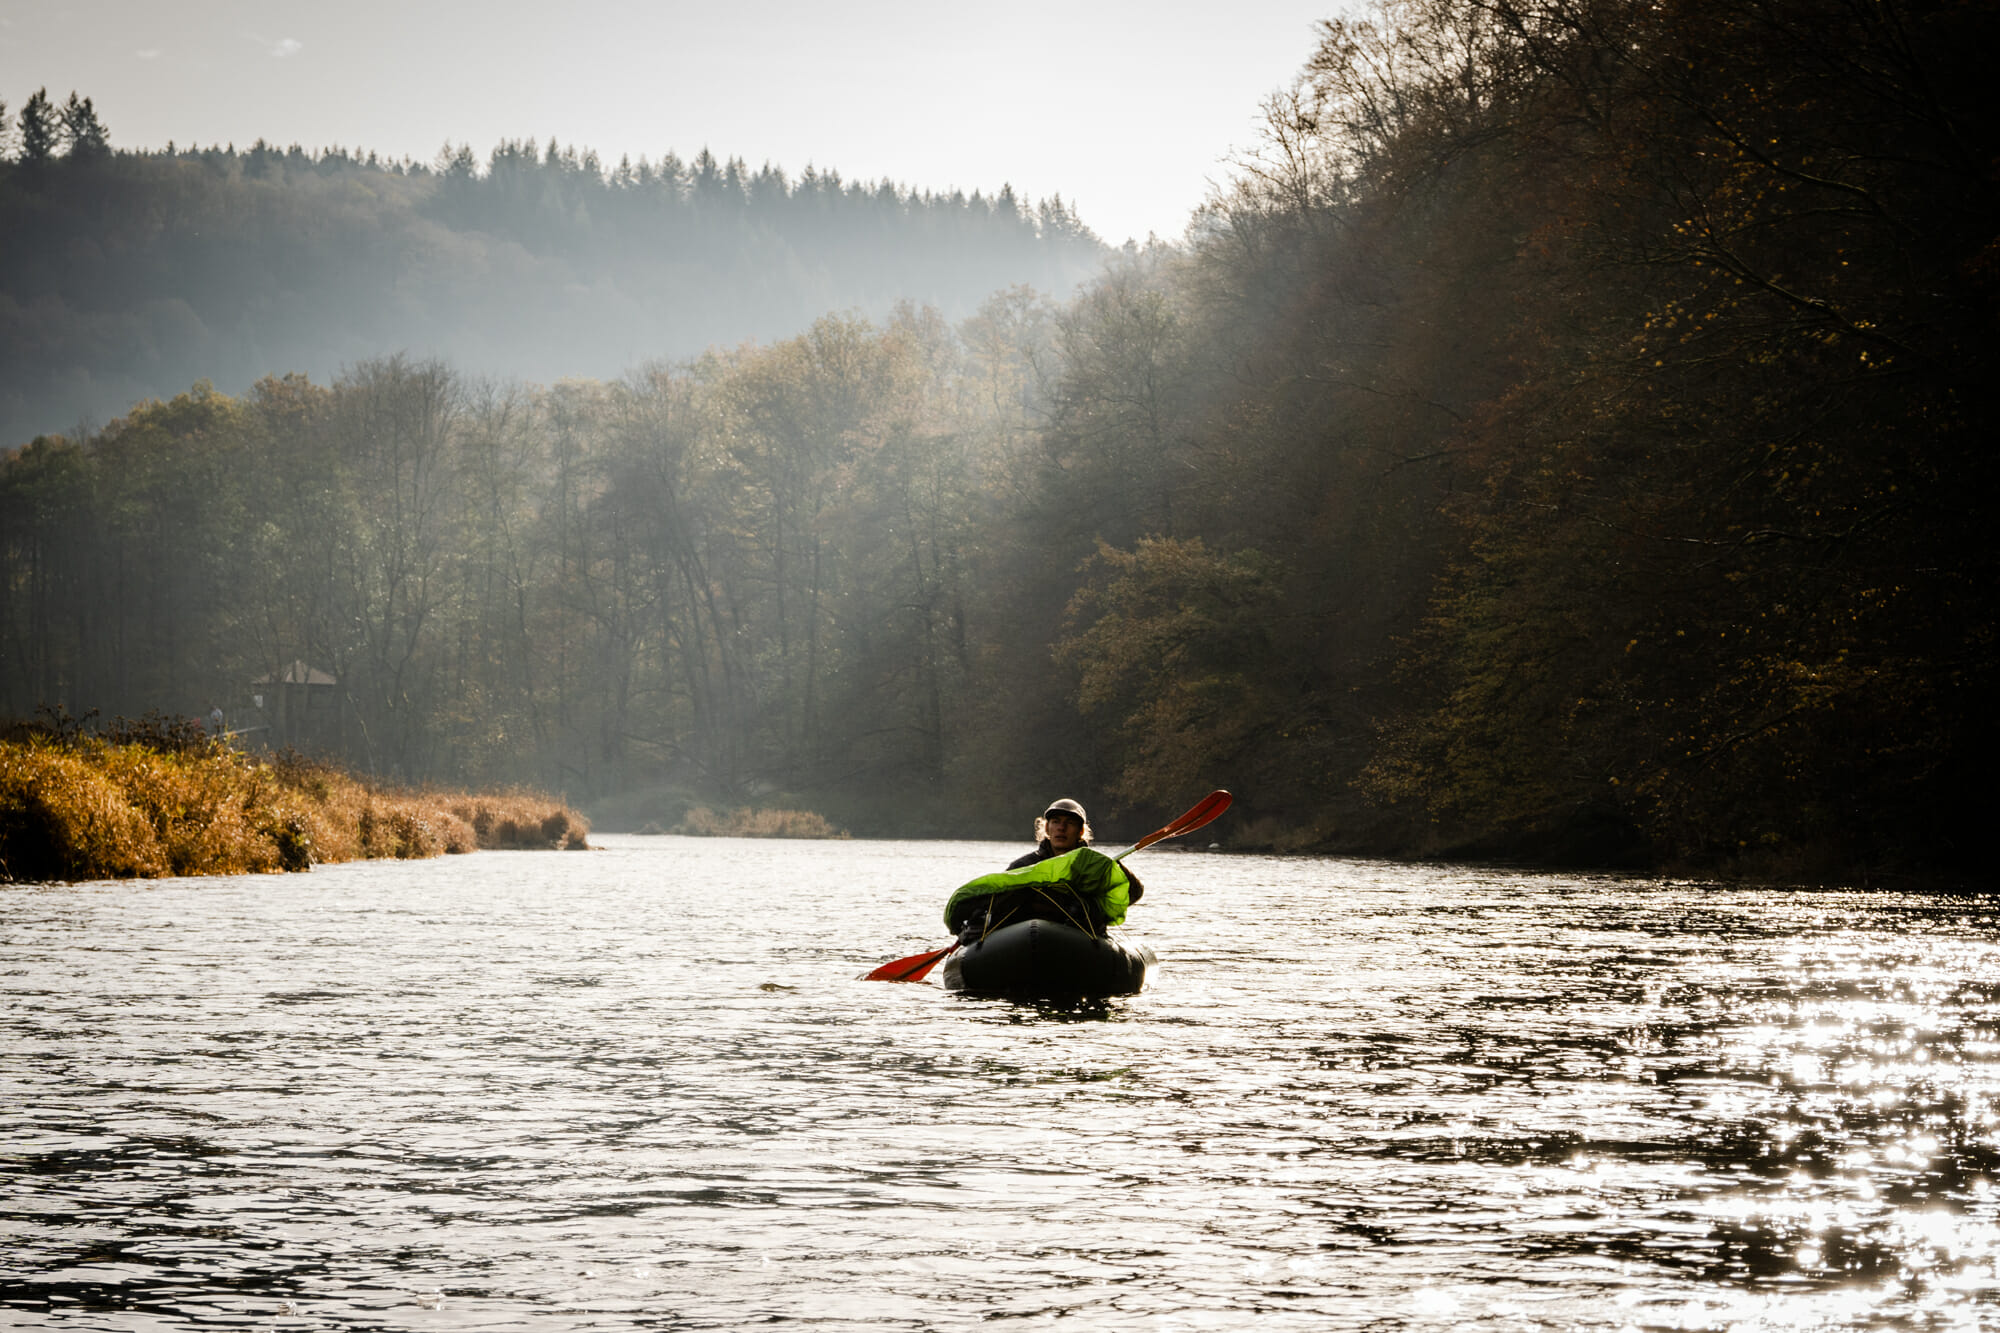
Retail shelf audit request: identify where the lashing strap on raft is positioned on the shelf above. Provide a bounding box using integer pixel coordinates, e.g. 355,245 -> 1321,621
943,847 -> 1133,933
963,887 -> 1100,941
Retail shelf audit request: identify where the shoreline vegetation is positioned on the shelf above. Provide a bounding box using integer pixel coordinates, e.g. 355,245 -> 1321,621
642,807 -> 846,839
0,715 -> 589,884
4,0 -> 1994,887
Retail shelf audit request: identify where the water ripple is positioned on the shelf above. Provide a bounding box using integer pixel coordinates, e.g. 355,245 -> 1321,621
4,840 -> 1999,1328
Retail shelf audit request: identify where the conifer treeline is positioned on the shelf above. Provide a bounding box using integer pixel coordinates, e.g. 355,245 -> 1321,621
0,95 -> 1105,448
4,0 -> 1994,875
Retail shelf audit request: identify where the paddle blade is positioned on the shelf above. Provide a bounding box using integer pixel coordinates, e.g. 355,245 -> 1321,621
1163,788 -> 1232,840
861,944 -> 955,982
1120,789 -> 1233,858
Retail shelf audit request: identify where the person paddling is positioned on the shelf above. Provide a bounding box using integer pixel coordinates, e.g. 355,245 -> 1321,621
1007,797 -> 1092,868
1004,797 -> 1144,904
946,797 -> 1145,943
863,790 -> 1229,986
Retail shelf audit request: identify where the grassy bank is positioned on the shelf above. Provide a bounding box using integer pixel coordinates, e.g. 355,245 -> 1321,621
587,784 -> 848,838
660,806 -> 846,838
0,718 -> 588,883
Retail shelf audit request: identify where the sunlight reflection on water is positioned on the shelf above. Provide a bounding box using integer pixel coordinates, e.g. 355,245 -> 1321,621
3,836 -> 1999,1329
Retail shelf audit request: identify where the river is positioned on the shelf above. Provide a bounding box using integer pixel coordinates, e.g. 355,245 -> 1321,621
4,835 -> 1998,1330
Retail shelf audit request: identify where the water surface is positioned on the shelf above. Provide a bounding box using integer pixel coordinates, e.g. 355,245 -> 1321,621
5,837 -> 1999,1329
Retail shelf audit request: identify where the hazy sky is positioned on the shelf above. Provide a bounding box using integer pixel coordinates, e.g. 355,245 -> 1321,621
0,0 -> 1354,245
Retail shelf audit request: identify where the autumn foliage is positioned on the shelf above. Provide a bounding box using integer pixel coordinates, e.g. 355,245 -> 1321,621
0,716 -> 587,883
674,806 -> 846,838
2,0 -> 1993,880
1037,0 -> 1998,876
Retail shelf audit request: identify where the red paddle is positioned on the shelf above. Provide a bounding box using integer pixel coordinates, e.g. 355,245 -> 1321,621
864,945 -> 960,983
862,789 -> 1233,982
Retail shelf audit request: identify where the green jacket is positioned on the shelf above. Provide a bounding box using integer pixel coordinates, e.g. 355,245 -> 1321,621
942,846 -> 1134,932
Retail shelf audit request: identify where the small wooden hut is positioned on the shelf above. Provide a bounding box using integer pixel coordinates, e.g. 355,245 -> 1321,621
250,660 -> 339,752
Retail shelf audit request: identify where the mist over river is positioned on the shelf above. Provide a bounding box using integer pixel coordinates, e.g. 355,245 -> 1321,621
5,836 -> 2000,1330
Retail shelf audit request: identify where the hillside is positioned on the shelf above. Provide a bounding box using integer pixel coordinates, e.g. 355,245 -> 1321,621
5,0 -> 1995,881
0,125 -> 1106,444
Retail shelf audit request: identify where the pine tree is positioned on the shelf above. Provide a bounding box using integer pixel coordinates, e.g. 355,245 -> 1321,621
690,148 -> 722,199
18,88 -> 57,164
436,142 -> 476,180
58,92 -> 110,160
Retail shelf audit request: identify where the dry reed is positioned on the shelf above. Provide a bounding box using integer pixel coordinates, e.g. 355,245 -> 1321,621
0,727 -> 589,883
675,806 -> 846,839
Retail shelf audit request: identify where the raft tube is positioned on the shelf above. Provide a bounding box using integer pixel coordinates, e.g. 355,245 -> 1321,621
941,918 -> 1156,997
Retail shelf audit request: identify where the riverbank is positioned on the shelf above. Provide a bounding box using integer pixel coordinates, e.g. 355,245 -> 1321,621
0,718 -> 588,883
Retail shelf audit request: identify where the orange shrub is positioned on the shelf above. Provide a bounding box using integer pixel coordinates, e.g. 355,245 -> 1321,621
0,739 -> 167,880
675,805 -> 845,838
444,792 -> 590,849
0,733 -> 589,882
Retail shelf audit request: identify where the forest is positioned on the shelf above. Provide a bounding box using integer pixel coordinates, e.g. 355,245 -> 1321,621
0,88 -> 1105,447
3,0 -> 1994,879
